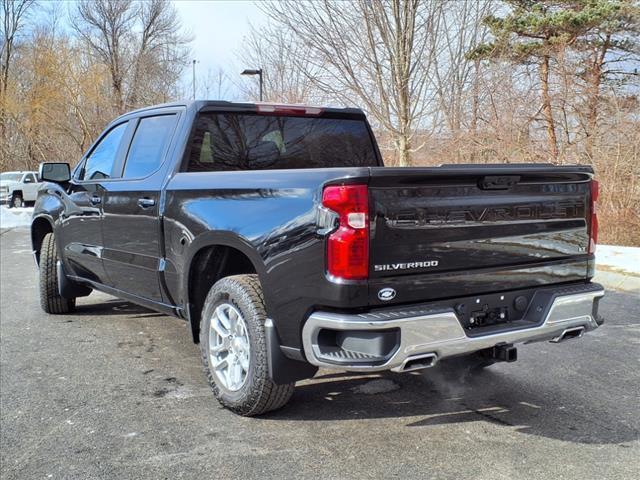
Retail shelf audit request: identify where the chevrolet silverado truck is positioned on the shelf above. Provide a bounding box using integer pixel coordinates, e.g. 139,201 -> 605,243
1,171 -> 40,207
31,101 -> 604,416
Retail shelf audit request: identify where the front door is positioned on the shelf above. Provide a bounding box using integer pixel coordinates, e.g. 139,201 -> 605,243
101,113 -> 179,302
59,121 -> 131,284
21,173 -> 39,201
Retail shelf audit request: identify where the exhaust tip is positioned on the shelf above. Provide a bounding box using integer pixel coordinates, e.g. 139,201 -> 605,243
400,353 -> 438,372
551,326 -> 586,343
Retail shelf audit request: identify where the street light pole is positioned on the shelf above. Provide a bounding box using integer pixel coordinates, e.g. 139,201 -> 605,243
192,60 -> 197,100
241,68 -> 263,102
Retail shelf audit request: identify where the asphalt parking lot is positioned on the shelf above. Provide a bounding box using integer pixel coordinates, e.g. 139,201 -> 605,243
1,227 -> 639,480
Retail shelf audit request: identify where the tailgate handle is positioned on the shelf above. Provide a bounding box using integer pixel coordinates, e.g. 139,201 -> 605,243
479,175 -> 520,190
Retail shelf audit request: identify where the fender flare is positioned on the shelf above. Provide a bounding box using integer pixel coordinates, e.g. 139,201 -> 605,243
30,214 -> 56,261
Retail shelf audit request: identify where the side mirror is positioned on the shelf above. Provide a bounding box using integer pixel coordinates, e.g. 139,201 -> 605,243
39,162 -> 70,183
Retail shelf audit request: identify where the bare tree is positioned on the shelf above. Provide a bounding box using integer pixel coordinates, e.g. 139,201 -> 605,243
127,0 -> 191,107
199,67 -> 233,100
72,0 -> 190,114
1,0 -> 35,138
262,0 -> 445,166
431,0 -> 493,137
239,24 -> 320,104
72,0 -> 136,113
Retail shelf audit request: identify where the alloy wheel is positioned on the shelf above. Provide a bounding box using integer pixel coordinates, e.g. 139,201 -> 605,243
208,303 -> 250,391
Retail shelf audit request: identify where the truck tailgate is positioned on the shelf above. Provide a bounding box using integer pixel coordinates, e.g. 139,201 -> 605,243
368,165 -> 593,306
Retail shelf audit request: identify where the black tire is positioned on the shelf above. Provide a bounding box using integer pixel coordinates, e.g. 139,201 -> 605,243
199,274 -> 294,416
10,193 -> 23,208
39,233 -> 75,314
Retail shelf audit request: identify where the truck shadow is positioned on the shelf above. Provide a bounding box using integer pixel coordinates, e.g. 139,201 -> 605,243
72,299 -> 165,319
268,367 -> 639,446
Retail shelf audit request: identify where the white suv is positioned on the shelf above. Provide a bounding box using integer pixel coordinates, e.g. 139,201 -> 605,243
0,171 -> 40,208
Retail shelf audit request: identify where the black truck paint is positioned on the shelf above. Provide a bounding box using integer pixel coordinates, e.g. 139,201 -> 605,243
31,100 -> 603,392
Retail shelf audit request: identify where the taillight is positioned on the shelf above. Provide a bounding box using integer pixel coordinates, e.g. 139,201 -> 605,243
589,180 -> 599,254
322,184 -> 369,280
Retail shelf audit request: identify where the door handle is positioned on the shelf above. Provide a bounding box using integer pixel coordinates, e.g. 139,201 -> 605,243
90,195 -> 101,205
137,197 -> 156,209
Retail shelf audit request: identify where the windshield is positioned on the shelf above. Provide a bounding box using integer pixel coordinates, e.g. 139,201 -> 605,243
186,113 -> 378,172
0,173 -> 22,182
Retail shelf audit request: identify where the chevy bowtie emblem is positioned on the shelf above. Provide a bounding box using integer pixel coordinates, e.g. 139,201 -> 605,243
378,287 -> 396,301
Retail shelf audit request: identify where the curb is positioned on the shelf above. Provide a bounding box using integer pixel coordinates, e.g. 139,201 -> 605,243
594,269 -> 640,294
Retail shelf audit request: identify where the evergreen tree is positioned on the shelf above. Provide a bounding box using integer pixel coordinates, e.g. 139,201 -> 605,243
471,0 -> 639,160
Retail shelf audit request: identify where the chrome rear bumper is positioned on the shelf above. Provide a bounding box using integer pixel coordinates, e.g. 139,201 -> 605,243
302,285 -> 604,372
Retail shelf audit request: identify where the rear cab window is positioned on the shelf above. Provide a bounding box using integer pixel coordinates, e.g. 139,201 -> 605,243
186,112 -> 379,171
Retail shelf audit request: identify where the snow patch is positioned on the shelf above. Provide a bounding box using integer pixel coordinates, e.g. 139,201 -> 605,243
596,245 -> 640,276
0,206 -> 33,229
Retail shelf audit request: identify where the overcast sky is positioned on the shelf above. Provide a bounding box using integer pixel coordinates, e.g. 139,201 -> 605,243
173,0 -> 268,100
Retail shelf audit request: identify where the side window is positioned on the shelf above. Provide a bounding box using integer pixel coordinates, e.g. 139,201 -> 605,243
24,174 -> 36,183
81,122 -> 128,181
122,115 -> 177,179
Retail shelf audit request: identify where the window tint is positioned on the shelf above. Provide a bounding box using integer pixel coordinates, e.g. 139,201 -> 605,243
24,174 -> 36,183
186,113 -> 377,171
82,122 -> 128,180
123,115 -> 177,179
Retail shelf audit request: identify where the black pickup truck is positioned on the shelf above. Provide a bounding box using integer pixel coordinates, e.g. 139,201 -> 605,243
32,101 -> 604,416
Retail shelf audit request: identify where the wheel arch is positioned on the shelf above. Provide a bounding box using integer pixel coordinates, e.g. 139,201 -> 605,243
31,215 -> 54,265
184,232 -> 267,343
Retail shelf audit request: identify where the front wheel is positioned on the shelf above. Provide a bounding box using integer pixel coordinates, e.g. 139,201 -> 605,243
39,232 -> 75,313
199,274 -> 294,416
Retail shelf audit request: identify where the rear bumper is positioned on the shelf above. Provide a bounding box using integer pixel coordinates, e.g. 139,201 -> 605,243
302,283 -> 604,372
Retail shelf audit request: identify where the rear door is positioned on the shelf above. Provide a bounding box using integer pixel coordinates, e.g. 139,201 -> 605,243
368,166 -> 593,306
101,111 -> 180,302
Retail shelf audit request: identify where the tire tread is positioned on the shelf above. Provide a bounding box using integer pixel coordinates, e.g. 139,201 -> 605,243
39,233 -> 74,314
200,274 -> 294,416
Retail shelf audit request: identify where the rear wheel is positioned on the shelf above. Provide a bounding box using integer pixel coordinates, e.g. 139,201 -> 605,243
199,274 -> 294,416
39,233 -> 75,314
